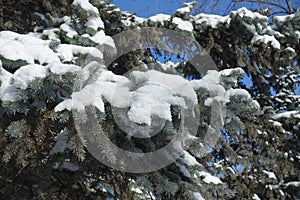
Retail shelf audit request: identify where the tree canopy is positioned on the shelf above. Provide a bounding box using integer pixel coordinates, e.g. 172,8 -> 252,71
0,0 -> 299,199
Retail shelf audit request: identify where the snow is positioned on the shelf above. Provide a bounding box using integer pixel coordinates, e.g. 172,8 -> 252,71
42,28 -> 60,40
72,0 -> 98,14
213,162 -> 223,169
285,181 -> 300,187
48,63 -> 81,75
274,14 -> 296,22
195,14 -> 230,28
106,4 -> 121,13
58,84 -> 100,112
251,33 -> 281,49
228,88 -> 251,100
273,110 -> 300,119
263,170 -> 277,180
56,70 -> 197,126
173,17 -> 194,32
176,1 -> 196,13
56,44 -> 103,62
285,47 -> 295,53
199,171 -> 222,184
232,7 -> 268,21
121,13 -> 145,26
98,70 -> 128,83
128,83 -> 183,125
279,190 -> 284,196
220,67 -> 244,76
192,192 -> 205,200
252,194 -> 261,200
182,150 -> 200,166
82,30 -> 115,48
177,7 -> 191,14
85,16 -> 105,31
271,120 -> 282,127
55,70 -> 130,113
191,70 -> 220,88
0,65 -> 16,102
146,70 -> 197,104
149,14 -> 195,31
191,70 -> 229,106
149,14 -> 170,24
127,70 -> 197,125
0,31 -> 60,64
55,97 -> 73,111
13,64 -> 47,89
60,23 -> 78,38
227,167 -> 236,174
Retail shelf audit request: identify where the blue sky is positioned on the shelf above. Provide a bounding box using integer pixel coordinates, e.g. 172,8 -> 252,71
111,0 -> 187,17
111,0 -> 300,17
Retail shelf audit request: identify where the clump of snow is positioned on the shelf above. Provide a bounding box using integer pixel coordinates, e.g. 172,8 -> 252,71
253,194 -> 261,200
0,31 -> 60,64
251,33 -> 281,49
56,44 -> 103,62
72,0 -> 98,14
272,110 -> 300,119
273,14 -> 296,23
55,69 -> 130,113
232,7 -> 268,21
263,170 -> 277,180
148,14 -> 170,25
48,63 -> 81,75
120,12 -> 145,26
146,70 -> 197,104
60,23 -> 78,38
195,14 -> 231,28
199,171 -> 223,184
173,17 -> 194,32
176,1 -> 196,14
13,64 -> 47,90
182,150 -> 200,166
85,16 -> 105,31
82,30 -> 115,48
0,65 -> 16,102
192,192 -> 205,200
55,69 -> 197,126
285,181 -> 300,187
285,47 -> 295,53
128,83 -> 183,125
228,88 -> 251,100
177,7 -> 191,14
126,70 -> 197,125
159,61 -> 180,71
129,84 -> 177,124
42,28 -> 60,40
220,67 -> 244,77
270,120 -> 282,127
227,167 -> 236,174
190,70 -> 229,106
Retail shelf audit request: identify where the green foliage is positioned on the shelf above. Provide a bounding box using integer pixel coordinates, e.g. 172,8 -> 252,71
0,0 -> 299,200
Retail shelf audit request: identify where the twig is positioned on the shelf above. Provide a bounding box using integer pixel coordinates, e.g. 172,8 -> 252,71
232,0 -> 290,14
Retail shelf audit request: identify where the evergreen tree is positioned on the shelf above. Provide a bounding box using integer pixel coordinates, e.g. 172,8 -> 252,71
0,0 -> 299,199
